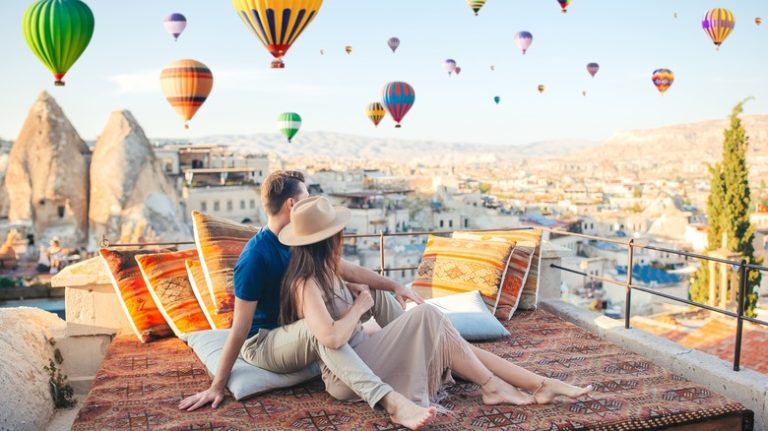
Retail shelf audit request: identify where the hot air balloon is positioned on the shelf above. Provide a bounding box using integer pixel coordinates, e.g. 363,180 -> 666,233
514,31 -> 533,54
490,65 -> 495,71
756,17 -> 763,26
164,13 -> 187,41
557,0 -> 570,13
537,84 -> 545,94
466,0 -> 487,16
702,8 -> 735,49
582,90 -> 587,97
651,68 -> 674,94
160,59 -> 214,129
493,96 -> 500,105
366,102 -> 386,127
444,59 -> 457,75
345,45 -> 353,55
455,66 -> 462,75
22,0 -> 94,86
388,37 -> 400,53
232,0 -> 323,68
587,63 -> 600,78
320,49 -> 325,55
382,82 -> 415,128
673,12 -> 678,19
277,112 -> 302,142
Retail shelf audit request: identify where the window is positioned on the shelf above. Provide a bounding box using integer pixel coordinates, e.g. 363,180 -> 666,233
201,201 -> 207,212
249,199 -> 256,209
240,200 -> 245,210
227,201 -> 233,212
439,220 -> 444,228
449,220 -> 453,228
57,206 -> 65,218
214,201 -> 220,212
464,219 -> 469,228
401,270 -> 406,277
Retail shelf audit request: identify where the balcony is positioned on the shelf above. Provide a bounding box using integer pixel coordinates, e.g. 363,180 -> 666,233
29,228 -> 768,429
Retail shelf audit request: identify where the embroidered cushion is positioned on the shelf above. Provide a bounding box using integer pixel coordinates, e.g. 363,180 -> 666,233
135,249 -> 211,337
191,211 -> 258,313
412,235 -> 514,313
186,258 -> 233,329
100,249 -> 173,343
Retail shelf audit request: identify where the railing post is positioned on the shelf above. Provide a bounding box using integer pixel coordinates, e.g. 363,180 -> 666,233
734,259 -> 747,371
379,231 -> 385,276
625,239 -> 634,329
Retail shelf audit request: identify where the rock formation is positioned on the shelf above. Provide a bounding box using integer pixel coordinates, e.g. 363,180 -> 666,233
88,110 -> 189,249
4,92 -> 90,244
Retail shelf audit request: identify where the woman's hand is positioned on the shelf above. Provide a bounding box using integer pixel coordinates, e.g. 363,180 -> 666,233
178,385 -> 226,411
352,288 -> 374,315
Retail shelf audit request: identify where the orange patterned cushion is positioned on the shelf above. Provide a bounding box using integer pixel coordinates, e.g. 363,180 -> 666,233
135,249 -> 211,337
454,230 -> 543,310
413,235 -> 514,312
192,211 -> 258,313
100,249 -> 173,343
186,258 -> 233,329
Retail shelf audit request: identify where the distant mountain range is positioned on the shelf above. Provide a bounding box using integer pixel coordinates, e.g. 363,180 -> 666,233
189,132 -> 598,165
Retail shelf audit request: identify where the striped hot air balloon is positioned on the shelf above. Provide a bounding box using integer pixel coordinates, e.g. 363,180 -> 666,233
557,0 -> 570,13
232,0 -> 323,68
651,68 -> 674,94
160,59 -> 214,128
466,0 -> 487,16
702,8 -> 735,49
366,102 -> 386,127
277,112 -> 302,142
22,0 -> 94,86
164,13 -> 187,42
382,82 -> 415,128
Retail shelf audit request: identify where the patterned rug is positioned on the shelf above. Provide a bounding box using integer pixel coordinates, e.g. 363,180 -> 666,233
71,310 -> 754,430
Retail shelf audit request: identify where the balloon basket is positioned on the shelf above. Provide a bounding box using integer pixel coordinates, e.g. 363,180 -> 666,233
395,124 -> 401,128
271,59 -> 285,69
54,81 -> 65,87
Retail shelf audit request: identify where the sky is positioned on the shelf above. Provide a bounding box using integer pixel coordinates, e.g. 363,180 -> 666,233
0,1 -> 766,146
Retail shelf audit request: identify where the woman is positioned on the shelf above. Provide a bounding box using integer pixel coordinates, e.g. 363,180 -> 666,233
279,197 -> 591,430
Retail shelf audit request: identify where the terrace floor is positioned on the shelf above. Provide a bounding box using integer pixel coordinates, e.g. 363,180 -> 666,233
70,309 -> 753,430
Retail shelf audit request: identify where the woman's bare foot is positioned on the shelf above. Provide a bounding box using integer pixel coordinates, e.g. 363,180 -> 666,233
481,376 -> 534,406
381,392 -> 437,430
532,378 -> 592,404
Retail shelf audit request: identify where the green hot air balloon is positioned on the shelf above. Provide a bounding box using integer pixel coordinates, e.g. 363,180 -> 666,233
277,112 -> 302,143
23,0 -> 95,86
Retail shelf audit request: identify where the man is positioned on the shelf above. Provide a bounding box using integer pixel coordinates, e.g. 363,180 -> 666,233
180,170 -> 434,429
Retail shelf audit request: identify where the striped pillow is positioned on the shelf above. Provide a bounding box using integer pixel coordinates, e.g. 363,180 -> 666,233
192,211 -> 258,313
186,258 -> 233,329
454,230 -> 543,311
136,249 -> 211,337
413,235 -> 515,313
100,249 -> 173,343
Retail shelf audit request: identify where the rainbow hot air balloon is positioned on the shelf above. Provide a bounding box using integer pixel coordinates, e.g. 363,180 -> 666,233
366,102 -> 386,127
514,31 -> 533,54
466,0 -> 487,16
587,63 -> 600,77
651,68 -> 674,94
388,37 -> 400,53
444,59 -> 457,75
493,96 -> 500,105
232,0 -> 323,68
382,81 -> 415,128
22,0 -> 94,86
277,112 -> 302,142
702,8 -> 735,49
164,13 -> 187,41
557,0 -> 570,13
160,59 -> 214,129
537,84 -> 545,94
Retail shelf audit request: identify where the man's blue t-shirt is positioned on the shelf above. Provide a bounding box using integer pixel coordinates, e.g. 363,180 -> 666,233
233,227 -> 291,338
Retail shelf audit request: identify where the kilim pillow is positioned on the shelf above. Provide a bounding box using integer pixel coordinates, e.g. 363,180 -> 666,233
136,249 -> 211,337
100,249 -> 173,343
191,211 -> 258,313
454,229 -> 543,310
186,258 -> 233,329
412,235 -> 515,313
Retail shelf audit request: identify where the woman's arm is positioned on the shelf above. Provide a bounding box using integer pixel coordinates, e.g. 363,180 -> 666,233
300,278 -> 373,349
338,259 -> 424,306
178,298 -> 256,411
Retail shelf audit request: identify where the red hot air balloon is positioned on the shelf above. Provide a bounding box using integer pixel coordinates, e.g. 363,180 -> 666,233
382,82 -> 415,128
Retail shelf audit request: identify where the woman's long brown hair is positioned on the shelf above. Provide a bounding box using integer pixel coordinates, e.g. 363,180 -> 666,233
279,231 -> 344,326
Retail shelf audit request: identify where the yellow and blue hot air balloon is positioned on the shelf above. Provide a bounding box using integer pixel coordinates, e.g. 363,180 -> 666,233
702,8 -> 735,49
232,0 -> 323,68
160,59 -> 214,128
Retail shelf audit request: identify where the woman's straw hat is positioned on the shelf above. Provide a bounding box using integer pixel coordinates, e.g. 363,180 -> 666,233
279,196 -> 351,246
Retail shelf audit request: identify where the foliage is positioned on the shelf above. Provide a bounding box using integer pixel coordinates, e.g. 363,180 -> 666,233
43,338 -> 76,409
0,276 -> 22,289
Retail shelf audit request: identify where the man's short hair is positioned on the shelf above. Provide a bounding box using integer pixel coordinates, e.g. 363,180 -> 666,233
261,170 -> 306,216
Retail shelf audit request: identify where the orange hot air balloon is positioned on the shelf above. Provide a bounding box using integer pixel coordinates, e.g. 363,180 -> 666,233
345,45 -> 353,55
160,59 -> 213,129
537,84 -> 545,94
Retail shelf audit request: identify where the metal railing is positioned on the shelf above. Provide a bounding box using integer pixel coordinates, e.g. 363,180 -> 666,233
102,225 -> 768,372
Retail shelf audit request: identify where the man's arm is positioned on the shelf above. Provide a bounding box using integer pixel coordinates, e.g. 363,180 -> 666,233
339,259 -> 423,306
178,298 -> 256,411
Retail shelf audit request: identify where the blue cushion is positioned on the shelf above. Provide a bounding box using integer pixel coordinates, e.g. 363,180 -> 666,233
408,290 -> 510,341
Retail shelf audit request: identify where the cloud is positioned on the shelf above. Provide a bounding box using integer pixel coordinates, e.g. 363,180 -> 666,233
109,69 -> 161,94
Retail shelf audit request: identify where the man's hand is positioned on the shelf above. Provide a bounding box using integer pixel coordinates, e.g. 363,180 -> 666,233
393,283 -> 424,309
178,385 -> 226,411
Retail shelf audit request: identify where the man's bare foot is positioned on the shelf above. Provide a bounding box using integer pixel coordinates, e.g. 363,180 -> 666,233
382,392 -> 437,430
481,376 -> 534,406
532,378 -> 592,404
